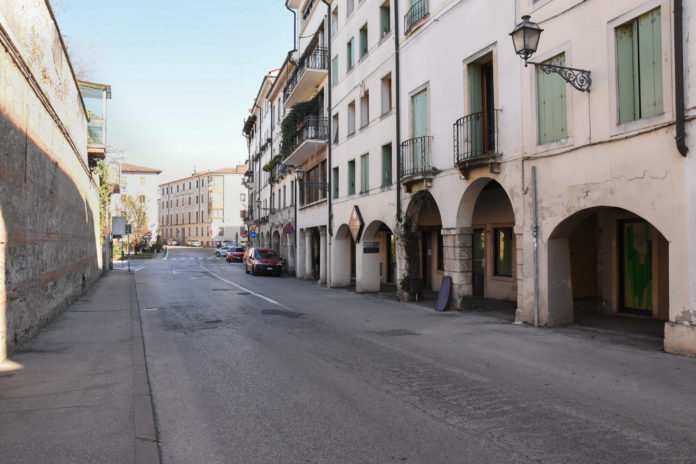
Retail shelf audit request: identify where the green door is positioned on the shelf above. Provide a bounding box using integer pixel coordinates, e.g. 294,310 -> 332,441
620,221 -> 653,316
411,89 -> 428,172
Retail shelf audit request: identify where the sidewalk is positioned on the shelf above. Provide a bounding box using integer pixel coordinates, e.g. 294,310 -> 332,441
0,271 -> 159,464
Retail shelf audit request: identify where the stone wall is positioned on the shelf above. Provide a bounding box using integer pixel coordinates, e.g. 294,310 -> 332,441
0,1 -> 102,359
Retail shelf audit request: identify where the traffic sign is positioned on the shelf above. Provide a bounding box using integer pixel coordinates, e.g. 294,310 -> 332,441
284,223 -> 294,234
145,231 -> 152,237
251,231 -> 257,239
249,224 -> 257,231
241,231 -> 248,238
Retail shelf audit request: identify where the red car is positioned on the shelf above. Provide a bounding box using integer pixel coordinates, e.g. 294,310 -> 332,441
244,248 -> 282,276
226,246 -> 246,263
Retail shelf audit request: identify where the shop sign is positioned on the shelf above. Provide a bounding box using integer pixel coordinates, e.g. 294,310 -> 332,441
363,242 -> 379,254
349,205 -> 364,242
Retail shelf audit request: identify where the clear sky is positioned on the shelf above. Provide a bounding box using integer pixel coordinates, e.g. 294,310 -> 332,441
55,0 -> 293,183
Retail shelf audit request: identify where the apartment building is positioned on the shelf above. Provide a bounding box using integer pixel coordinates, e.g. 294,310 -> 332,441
113,163 -> 162,238
395,0 -> 695,355
327,0 -> 398,292
159,167 -> 247,247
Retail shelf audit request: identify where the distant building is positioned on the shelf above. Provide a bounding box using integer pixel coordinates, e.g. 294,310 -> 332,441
112,163 -> 162,238
159,167 -> 247,247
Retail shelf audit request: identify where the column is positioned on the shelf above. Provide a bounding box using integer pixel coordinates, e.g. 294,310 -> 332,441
319,226 -> 327,284
305,229 -> 314,280
441,227 -> 473,310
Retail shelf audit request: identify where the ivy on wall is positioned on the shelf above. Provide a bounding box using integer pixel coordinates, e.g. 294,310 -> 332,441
280,93 -> 321,160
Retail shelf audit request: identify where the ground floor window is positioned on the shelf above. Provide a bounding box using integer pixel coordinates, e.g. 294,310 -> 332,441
494,227 -> 513,277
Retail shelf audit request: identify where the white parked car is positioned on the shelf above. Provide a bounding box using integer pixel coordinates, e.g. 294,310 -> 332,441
215,246 -> 230,257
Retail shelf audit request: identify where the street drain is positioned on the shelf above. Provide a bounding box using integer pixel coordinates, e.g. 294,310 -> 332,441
261,309 -> 303,319
372,329 -> 419,337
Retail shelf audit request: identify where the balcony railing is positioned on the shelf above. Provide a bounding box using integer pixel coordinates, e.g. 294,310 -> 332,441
284,116 -> 329,159
404,0 -> 429,35
453,109 -> 500,164
283,46 -> 329,102
400,136 -> 432,177
299,182 -> 328,207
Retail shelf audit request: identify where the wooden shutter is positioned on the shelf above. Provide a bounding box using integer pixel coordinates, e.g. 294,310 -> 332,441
411,89 -> 428,171
469,63 -> 483,156
537,54 -> 567,144
616,23 -> 637,123
637,8 -> 663,118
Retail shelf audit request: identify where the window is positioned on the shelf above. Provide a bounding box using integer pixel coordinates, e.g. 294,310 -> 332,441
347,38 -> 355,71
616,8 -> 663,124
331,7 -> 338,35
196,211 -> 199,222
188,197 -> 191,205
140,177 -> 145,186
291,180 -> 295,205
347,0 -> 354,17
537,53 -> 567,144
494,227 -> 513,277
359,24 -> 368,59
347,101 -> 356,136
381,143 -> 392,187
138,195 -> 145,203
189,182 -> 192,189
188,212 -> 191,223
360,91 -> 369,128
348,159 -> 356,195
360,153 -> 369,193
240,193 -> 246,202
332,113 -> 339,143
381,74 -> 392,114
380,2 -> 391,37
301,160 -> 327,206
332,56 -> 339,85
333,167 -> 339,199
283,186 -> 286,208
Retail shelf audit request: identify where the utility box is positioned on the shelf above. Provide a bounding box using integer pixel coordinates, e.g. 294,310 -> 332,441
112,216 -> 126,237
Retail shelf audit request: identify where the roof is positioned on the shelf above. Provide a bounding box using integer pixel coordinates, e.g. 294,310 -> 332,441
121,163 -> 162,174
78,80 -> 112,99
158,165 -> 247,187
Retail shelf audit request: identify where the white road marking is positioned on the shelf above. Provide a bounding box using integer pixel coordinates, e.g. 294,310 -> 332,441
200,266 -> 292,310
143,307 -> 158,311
132,267 -> 145,272
163,249 -> 169,260
172,270 -> 177,275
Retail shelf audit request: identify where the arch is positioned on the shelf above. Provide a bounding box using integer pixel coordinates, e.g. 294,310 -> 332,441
358,220 -> 397,292
545,207 -> 669,332
272,230 -> 281,251
456,178 -> 516,229
403,191 -> 443,293
331,224 -> 353,287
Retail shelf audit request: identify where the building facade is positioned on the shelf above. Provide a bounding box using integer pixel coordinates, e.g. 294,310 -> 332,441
159,167 -> 247,247
113,163 -> 162,238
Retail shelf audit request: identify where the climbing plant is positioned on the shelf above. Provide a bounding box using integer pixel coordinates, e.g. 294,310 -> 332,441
94,160 -> 112,241
280,93 -> 321,159
394,191 -> 430,296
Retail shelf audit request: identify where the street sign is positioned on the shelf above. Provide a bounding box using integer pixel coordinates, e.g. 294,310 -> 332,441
363,241 -> 379,253
284,223 -> 294,234
241,231 -> 248,238
112,216 -> 125,237
125,224 -> 132,234
145,231 -> 152,237
251,231 -> 257,239
249,224 -> 258,231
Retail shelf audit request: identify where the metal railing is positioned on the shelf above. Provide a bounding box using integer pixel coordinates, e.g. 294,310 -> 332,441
299,182 -> 328,207
284,116 -> 329,159
453,109 -> 500,163
400,136 -> 431,177
283,46 -> 329,101
404,0 -> 429,35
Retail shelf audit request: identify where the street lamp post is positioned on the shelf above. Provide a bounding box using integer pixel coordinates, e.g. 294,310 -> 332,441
510,15 -> 592,92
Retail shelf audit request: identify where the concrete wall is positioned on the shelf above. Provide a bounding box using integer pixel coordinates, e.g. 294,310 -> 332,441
0,1 -> 102,359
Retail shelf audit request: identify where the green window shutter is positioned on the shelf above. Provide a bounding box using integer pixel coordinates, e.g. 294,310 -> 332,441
411,89 -> 428,171
332,167 -> 339,199
616,23 -> 637,123
638,8 -> 663,118
469,63 -> 483,156
348,160 -> 355,195
380,6 -> 390,35
537,54 -> 567,144
360,154 -> 369,193
381,144 -> 392,187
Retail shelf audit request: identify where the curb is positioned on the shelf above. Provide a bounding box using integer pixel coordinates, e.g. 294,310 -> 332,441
129,273 -> 162,464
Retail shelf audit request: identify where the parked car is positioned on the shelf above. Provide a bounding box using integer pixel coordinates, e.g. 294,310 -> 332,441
244,248 -> 282,276
215,246 -> 231,257
226,246 -> 246,263
190,239 -> 202,247
168,239 -> 178,246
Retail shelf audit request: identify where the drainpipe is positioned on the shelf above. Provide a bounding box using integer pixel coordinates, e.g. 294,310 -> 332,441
321,0 -> 333,287
532,166 -> 539,328
394,0 -> 403,221
286,2 -> 297,50
674,0 -> 688,156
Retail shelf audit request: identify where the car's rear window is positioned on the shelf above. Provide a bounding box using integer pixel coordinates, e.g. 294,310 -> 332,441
255,250 -> 278,259
233,248 -> 245,252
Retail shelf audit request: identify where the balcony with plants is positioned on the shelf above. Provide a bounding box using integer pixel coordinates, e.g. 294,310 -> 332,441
281,94 -> 328,167
283,43 -> 328,108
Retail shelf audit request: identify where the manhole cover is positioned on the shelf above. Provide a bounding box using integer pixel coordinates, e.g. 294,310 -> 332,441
261,309 -> 303,319
372,329 -> 419,337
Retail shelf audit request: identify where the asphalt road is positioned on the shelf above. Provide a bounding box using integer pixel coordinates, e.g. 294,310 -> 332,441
135,247 -> 696,464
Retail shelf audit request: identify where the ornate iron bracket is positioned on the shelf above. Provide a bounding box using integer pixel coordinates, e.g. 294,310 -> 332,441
529,62 -> 592,92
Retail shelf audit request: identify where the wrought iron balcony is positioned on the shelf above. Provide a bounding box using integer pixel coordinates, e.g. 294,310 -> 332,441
283,46 -> 329,107
284,116 -> 329,166
453,109 -> 502,178
400,136 -> 432,178
404,0 -> 429,35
